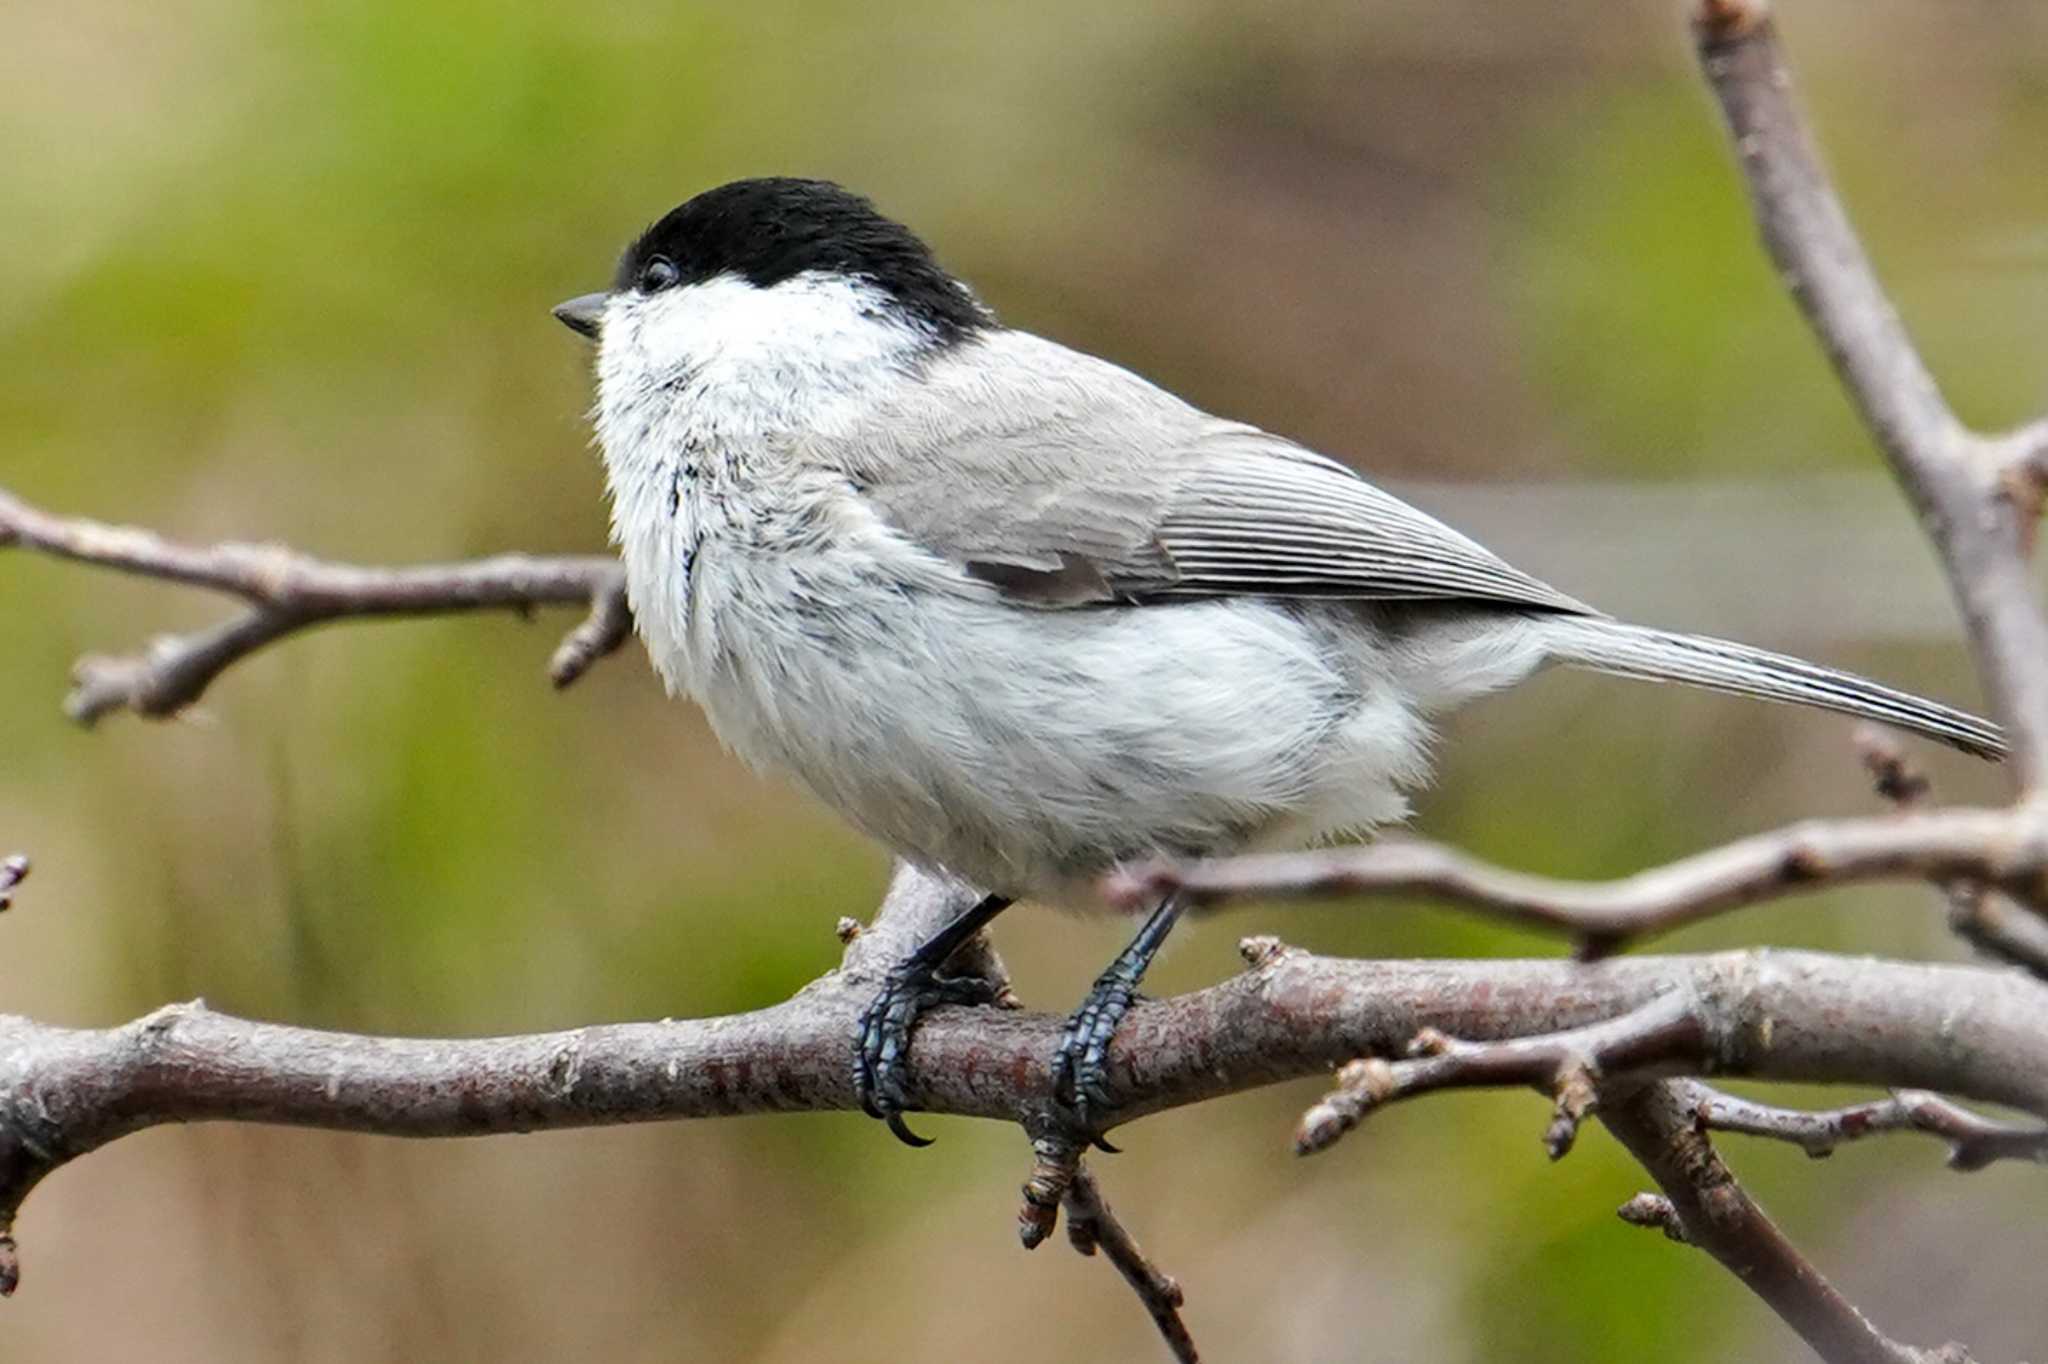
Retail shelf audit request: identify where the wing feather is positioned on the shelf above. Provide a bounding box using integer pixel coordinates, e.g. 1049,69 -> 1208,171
854,331 -> 1592,616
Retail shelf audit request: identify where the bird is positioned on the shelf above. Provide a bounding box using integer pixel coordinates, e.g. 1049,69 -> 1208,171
553,176 -> 2002,1146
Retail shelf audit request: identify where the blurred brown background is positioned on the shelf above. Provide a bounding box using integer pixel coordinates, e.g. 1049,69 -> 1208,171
4,2 -> 2046,1359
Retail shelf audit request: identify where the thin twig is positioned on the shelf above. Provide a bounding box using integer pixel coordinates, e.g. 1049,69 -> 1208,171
1604,1080 -> 1976,1364
1064,1167 -> 1198,1364
1014,1134 -> 1197,1359
1858,728 -> 2048,978
1112,805 -> 2048,959
1294,994 -> 1705,1159
1682,1081 -> 2048,1172
546,573 -> 634,689
0,486 -> 629,724
1942,892 -> 2048,981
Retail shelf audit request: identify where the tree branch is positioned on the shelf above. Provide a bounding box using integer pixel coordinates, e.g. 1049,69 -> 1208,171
1857,730 -> 2048,979
0,486 -> 630,724
1693,0 -> 2048,789
1113,805 -> 2048,960
1681,1081 -> 2048,1172
1292,1023 -> 1985,1363
1281,995 -> 2002,1360
1604,1080 -> 1974,1364
6,866 -> 2048,1301
1012,1130 -> 1199,1360
1291,993 -> 1704,1159
1063,1167 -> 1197,1364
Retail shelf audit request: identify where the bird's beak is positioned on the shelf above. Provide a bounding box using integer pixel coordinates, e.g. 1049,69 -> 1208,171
552,292 -> 609,341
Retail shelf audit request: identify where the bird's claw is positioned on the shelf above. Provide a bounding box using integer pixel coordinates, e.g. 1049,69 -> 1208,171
1051,974 -> 1140,1138
853,967 -> 1000,1146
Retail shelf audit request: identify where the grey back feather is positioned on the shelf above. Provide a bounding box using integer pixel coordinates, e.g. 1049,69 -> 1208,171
852,331 -> 1593,614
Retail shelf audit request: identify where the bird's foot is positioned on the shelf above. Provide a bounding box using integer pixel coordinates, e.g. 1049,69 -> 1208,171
854,966 -> 1002,1147
1050,970 -> 1143,1140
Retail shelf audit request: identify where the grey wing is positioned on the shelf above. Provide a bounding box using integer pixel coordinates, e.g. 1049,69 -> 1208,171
1144,426 -> 1593,613
857,331 -> 1594,616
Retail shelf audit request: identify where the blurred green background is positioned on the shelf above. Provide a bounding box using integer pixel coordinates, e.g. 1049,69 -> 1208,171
4,2 -> 2046,1360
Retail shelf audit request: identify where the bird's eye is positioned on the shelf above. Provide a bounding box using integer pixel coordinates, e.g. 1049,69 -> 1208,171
638,256 -> 681,293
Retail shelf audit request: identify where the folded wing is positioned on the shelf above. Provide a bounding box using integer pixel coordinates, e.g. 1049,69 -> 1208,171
855,331 -> 1592,616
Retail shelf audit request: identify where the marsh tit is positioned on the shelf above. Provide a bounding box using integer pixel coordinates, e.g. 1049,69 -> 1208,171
556,177 -> 2001,1144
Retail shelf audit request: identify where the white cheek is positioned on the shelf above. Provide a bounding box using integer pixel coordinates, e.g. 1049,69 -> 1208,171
596,272 -> 933,451
617,286 -> 717,378
619,275 -> 924,378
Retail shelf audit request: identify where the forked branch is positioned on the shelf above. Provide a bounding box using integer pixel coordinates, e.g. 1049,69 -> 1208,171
1693,0 -> 2048,785
1292,993 -> 1704,1159
1606,1081 -> 1974,1364
1286,1005 -> 2004,1362
0,487 -> 630,724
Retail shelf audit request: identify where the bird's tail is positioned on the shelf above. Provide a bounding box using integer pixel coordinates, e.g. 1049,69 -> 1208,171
1535,617 -> 2005,761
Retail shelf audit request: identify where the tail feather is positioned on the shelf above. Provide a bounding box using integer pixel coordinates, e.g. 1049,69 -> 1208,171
1537,618 -> 2005,762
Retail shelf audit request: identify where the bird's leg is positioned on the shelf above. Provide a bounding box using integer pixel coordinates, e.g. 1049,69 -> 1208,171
1052,892 -> 1188,1135
854,892 -> 1013,1146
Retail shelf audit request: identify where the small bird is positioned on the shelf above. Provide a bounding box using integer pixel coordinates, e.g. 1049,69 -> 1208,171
555,177 -> 2002,1144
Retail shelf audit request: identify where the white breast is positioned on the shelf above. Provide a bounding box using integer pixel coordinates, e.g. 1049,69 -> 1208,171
594,270 -> 941,699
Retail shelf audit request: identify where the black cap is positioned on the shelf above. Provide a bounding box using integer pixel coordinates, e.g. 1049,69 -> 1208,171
611,178 -> 991,344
